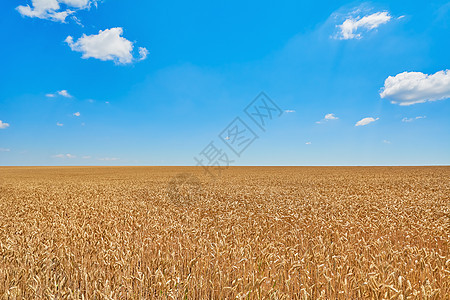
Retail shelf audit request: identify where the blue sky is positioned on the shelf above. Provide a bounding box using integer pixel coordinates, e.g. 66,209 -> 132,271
0,0 -> 449,166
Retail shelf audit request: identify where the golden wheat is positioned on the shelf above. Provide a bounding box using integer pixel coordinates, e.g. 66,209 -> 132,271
0,166 -> 448,299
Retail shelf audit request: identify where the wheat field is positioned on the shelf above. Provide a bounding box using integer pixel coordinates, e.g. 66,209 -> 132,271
0,166 -> 448,299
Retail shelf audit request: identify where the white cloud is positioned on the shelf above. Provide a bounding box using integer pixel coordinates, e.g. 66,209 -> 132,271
56,122 -> 64,126
16,0 -> 96,23
82,155 -> 91,159
53,153 -> 76,158
138,47 -> 149,61
324,113 -> 338,120
58,90 -> 72,97
73,112 -> 81,117
383,140 -> 391,144
0,120 -> 10,129
305,142 -> 312,145
401,117 -> 413,123
72,15 -> 83,26
355,117 -> 379,126
380,70 -> 450,105
402,116 -> 426,123
337,11 -> 392,40
66,28 -> 148,65
0,148 -> 11,152
284,110 -> 296,113
98,157 -> 119,161
316,113 -> 338,123
46,90 -> 72,98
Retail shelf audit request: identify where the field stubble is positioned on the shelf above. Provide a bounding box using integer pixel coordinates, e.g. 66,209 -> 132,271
0,166 -> 449,299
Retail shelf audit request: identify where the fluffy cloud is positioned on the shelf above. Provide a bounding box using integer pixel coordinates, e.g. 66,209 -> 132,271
73,112 -> 80,117
380,70 -> 450,105
56,122 -> 64,126
65,28 -> 148,65
58,90 -> 72,97
316,113 -> 338,123
324,113 -> 338,120
138,47 -> 149,61
355,117 -> 379,126
98,157 -> 119,161
284,110 -> 296,113
0,120 -> 10,129
0,148 -> 11,152
47,90 -> 72,98
305,142 -> 312,145
16,0 -> 96,23
337,11 -> 391,40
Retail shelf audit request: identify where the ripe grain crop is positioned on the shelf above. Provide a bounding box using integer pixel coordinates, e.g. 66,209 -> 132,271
0,166 -> 449,299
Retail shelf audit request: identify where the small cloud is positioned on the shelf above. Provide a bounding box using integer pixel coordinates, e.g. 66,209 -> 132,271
56,122 -> 64,127
53,153 -> 76,159
324,113 -> 338,120
0,148 -> 11,152
87,99 -> 95,103
57,90 -> 72,97
98,157 -> 119,161
380,70 -> 450,105
305,142 -> 312,145
402,116 -> 426,122
66,27 -> 147,65
73,112 -> 81,117
284,110 -> 296,113
82,155 -> 92,159
402,117 -> 412,123
336,11 -> 392,40
0,120 -> 10,129
47,90 -> 72,98
316,113 -> 338,123
81,122 -> 85,126
355,117 -> 379,126
138,47 -> 149,61
105,101 -> 110,104
383,140 -> 391,144
72,15 -> 83,26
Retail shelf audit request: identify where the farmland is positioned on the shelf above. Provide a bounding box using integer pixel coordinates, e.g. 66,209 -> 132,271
0,166 -> 449,299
